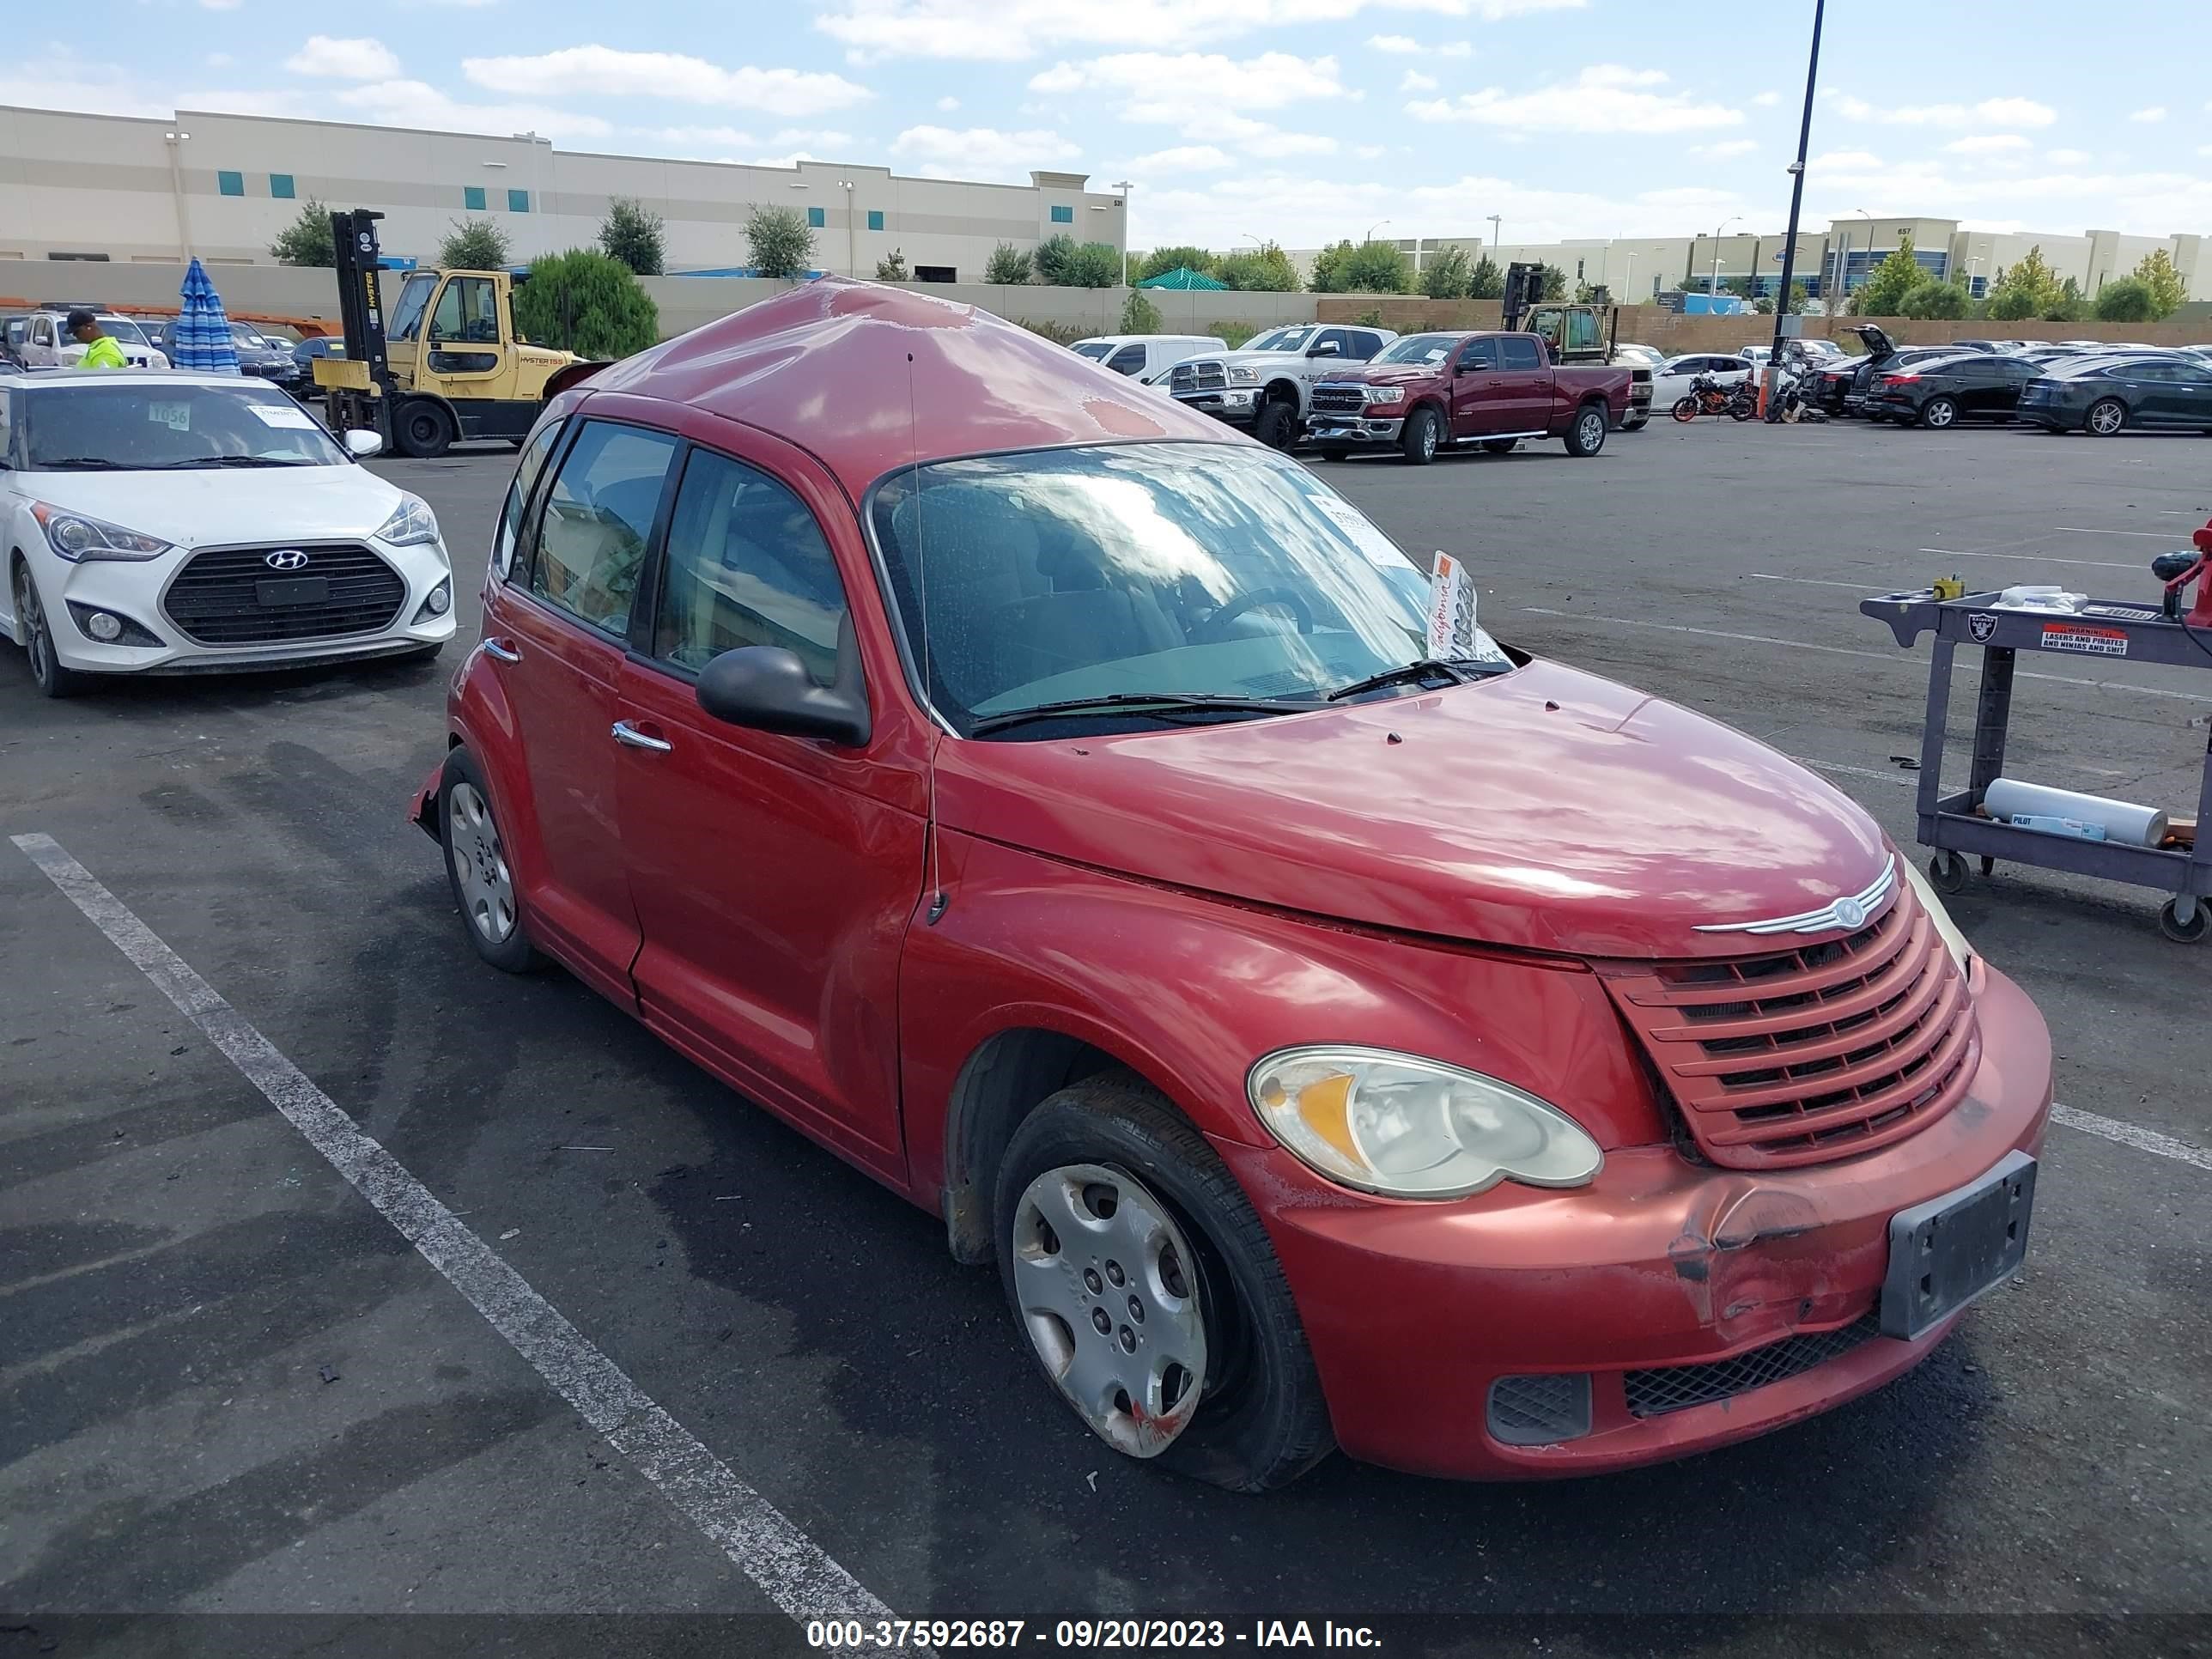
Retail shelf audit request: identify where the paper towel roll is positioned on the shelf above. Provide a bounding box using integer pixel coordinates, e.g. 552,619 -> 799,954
1984,778 -> 2167,848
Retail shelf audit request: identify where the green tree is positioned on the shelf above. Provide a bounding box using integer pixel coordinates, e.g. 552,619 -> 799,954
1136,245 -> 1217,283
1120,289 -> 1163,334
1466,255 -> 1504,300
2131,248 -> 2186,319
1419,244 -> 1472,300
1850,238 -> 1924,316
985,242 -> 1034,285
1215,243 -> 1298,291
438,218 -> 512,270
2094,276 -> 2155,323
1900,278 -> 1972,319
1534,263 -> 1568,301
744,205 -> 815,279
2043,276 -> 2087,324
597,197 -> 665,276
1063,242 -> 1124,288
269,198 -> 336,267
874,248 -> 908,281
1786,280 -> 1810,314
1343,238 -> 1413,293
1031,233 -> 1079,285
1984,244 -> 2059,321
512,249 -> 659,361
1308,240 -> 1356,293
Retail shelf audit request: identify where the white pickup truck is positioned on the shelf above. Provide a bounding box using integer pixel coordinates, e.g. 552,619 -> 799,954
2,308 -> 171,370
1163,322 -> 1397,447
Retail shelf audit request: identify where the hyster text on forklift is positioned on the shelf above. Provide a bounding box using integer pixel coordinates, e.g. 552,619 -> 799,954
313,210 -> 607,458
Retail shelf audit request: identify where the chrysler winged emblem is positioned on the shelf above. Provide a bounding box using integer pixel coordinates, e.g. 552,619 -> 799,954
1694,856 -> 1897,937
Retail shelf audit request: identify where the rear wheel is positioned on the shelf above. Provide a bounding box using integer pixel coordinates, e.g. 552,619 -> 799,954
396,398 -> 456,459
994,1077 -> 1335,1492
439,749 -> 543,974
1564,402 -> 1608,456
2085,398 -> 2127,437
1251,399 -> 1296,451
13,562 -> 88,699
1920,396 -> 1959,429
1399,406 -> 1441,465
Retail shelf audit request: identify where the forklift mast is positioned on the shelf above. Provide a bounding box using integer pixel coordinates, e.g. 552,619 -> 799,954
1500,261 -> 1542,332
327,209 -> 392,392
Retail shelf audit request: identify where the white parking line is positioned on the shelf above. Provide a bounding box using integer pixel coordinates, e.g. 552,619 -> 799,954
2051,1103 -> 2212,1173
9,831 -> 902,1635
1916,546 -> 2137,571
2056,526 -> 2176,538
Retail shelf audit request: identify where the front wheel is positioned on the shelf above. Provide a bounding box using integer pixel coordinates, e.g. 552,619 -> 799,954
1251,399 -> 1296,451
2160,896 -> 2207,944
13,562 -> 88,699
1671,397 -> 1699,423
995,1078 -> 1334,1492
2085,398 -> 2127,437
440,749 -> 544,973
1399,406 -> 1441,465
1564,402 -> 1608,457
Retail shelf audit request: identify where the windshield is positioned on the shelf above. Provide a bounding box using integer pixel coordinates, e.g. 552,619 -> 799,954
1071,343 -> 1112,361
24,382 -> 349,470
871,443 -> 1506,736
229,324 -> 274,348
1371,334 -> 1458,368
386,273 -> 435,343
98,318 -> 149,347
1243,326 -> 1315,354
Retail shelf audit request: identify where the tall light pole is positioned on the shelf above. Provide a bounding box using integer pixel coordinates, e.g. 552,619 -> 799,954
841,179 -> 856,276
1709,215 -> 1742,296
1762,0 -> 1824,417
1364,217 -> 1390,245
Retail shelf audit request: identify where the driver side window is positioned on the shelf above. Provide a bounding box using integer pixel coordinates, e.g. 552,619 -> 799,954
1457,338 -> 1498,371
430,278 -> 499,344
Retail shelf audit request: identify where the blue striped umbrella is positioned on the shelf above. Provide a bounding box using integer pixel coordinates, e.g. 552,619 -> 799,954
173,257 -> 240,374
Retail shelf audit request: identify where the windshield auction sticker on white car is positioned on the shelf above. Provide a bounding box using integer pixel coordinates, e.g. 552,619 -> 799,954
247,403 -> 318,429
2039,623 -> 2128,657
148,402 -> 191,431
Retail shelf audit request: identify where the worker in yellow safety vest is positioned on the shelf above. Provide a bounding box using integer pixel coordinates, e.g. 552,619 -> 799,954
68,310 -> 128,369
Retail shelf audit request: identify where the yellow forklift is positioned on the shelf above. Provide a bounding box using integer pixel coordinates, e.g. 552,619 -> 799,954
313,209 -> 606,457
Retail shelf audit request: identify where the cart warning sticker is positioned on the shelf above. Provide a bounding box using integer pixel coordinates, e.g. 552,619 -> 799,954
2039,623 -> 2129,658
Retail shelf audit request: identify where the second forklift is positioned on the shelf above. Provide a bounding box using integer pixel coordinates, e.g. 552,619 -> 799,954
313,209 -> 606,458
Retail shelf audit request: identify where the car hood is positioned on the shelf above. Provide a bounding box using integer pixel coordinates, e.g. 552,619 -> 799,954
15,464 -> 406,548
934,659 -> 1891,959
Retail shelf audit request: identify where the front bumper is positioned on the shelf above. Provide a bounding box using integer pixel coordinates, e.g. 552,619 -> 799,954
1214,961 -> 2051,1480
40,537 -> 456,676
1305,412 -> 1406,445
1170,388 -> 1259,427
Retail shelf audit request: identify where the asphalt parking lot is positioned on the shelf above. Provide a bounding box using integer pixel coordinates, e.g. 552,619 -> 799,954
4,418 -> 2209,1653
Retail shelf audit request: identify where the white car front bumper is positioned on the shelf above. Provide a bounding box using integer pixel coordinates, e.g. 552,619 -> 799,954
34,534 -> 456,675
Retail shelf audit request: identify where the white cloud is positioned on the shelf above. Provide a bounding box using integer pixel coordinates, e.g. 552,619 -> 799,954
1125,143 -> 1234,171
1809,148 -> 1887,172
1409,64 -> 1740,135
286,36 -> 403,81
332,79 -> 611,141
2130,106 -> 2166,124
817,0 -> 1581,61
1176,111 -> 1338,156
1030,52 -> 1346,113
1945,132 -> 2031,155
1828,91 -> 2056,129
463,47 -> 872,115
1691,138 -> 1757,159
1401,70 -> 1438,91
1354,143 -> 1386,158
199,0 -> 241,10
890,124 -> 1079,179
936,94 -> 959,110
1369,33 -> 1419,52
1752,89 -> 1780,106
2048,147 -> 2091,165
1440,40 -> 1472,56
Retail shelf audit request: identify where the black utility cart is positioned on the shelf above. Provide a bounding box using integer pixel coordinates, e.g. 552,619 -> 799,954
1863,588 -> 2212,944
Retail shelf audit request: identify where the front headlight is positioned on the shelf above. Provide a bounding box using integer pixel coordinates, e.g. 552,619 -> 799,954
1899,856 -> 1974,975
1365,386 -> 1405,405
375,494 -> 440,546
1227,365 -> 1261,386
1248,1047 -> 1603,1200
30,501 -> 172,563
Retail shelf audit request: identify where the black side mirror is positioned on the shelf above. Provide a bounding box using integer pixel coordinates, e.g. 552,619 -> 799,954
695,629 -> 870,747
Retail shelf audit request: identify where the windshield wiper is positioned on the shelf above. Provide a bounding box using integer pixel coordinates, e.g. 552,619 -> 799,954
34,456 -> 126,470
168,455 -> 312,468
1325,658 -> 1497,702
969,691 -> 1323,738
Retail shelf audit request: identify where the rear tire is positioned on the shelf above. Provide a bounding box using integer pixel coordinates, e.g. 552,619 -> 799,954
1399,406 -> 1441,465
396,398 -> 456,459
2085,398 -> 2127,437
994,1077 -> 1335,1492
1564,401 -> 1608,456
1920,396 -> 1959,429
13,562 -> 88,700
439,748 -> 544,974
1251,399 -> 1296,451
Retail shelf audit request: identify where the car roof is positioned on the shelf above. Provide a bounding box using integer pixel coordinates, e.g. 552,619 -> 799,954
10,368 -> 289,391
574,278 -> 1235,499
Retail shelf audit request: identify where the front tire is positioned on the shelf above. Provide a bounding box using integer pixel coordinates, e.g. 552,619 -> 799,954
994,1078 -> 1334,1492
1920,396 -> 1959,429
396,398 -> 456,459
1251,399 -> 1296,451
2085,398 -> 2127,437
1565,401 -> 1608,456
1399,406 -> 1441,465
1671,397 -> 1698,422
439,749 -> 543,973
13,562 -> 88,699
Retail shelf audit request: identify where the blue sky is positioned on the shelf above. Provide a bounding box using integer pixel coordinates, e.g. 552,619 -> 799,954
10,0 -> 2210,249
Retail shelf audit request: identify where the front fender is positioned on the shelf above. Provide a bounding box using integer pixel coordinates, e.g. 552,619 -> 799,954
898,830 -> 1670,1207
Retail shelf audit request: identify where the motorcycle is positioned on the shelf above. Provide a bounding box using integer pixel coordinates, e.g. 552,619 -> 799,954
1671,372 -> 1759,422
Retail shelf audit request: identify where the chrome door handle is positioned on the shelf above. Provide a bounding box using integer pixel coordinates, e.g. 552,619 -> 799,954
611,720 -> 672,753
482,637 -> 521,663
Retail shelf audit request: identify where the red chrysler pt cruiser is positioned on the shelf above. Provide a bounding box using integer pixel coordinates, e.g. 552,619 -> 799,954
414,280 -> 2051,1489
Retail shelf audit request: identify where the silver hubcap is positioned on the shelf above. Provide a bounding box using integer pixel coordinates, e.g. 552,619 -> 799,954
447,781 -> 516,943
1418,419 -> 1434,458
2091,404 -> 2122,434
1580,411 -> 1604,448
1011,1163 -> 1207,1458
19,578 -> 52,682
1927,402 -> 1954,427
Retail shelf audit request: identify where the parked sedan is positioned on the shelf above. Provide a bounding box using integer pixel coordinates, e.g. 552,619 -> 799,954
2015,353 -> 2212,435
0,370 -> 455,696
1650,351 -> 1753,410
1865,351 -> 2046,428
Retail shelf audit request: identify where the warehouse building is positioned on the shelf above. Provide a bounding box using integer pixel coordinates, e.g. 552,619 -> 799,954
0,104 -> 1126,281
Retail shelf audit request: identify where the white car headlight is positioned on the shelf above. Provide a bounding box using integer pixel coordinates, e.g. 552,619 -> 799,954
1899,856 -> 1975,975
376,494 -> 440,546
1248,1046 -> 1603,1200
1227,365 -> 1261,386
1364,386 -> 1405,406
30,501 -> 173,563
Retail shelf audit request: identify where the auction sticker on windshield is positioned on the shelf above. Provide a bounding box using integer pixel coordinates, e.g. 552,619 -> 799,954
1309,491 -> 1409,571
248,403 -> 319,429
149,402 -> 191,431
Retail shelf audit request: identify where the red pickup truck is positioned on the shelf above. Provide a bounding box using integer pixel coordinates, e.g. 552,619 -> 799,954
1304,330 -> 1649,464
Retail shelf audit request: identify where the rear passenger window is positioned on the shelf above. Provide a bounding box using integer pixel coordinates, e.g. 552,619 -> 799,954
495,421 -> 562,580
1348,331 -> 1383,361
1107,343 -> 1146,375
1499,337 -> 1542,370
653,448 -> 849,685
530,421 -> 679,637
